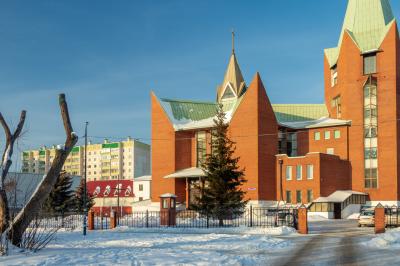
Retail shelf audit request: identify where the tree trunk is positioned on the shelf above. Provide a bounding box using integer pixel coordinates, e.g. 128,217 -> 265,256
8,94 -> 77,246
0,190 -> 9,233
0,111 -> 26,232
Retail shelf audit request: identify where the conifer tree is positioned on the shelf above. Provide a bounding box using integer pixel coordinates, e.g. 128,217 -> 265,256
74,178 -> 94,213
192,104 -> 248,226
44,171 -> 74,215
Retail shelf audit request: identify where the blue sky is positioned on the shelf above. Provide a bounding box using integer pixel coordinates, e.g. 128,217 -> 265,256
0,0 -> 399,167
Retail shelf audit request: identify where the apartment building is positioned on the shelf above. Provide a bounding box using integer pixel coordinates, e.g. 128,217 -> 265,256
22,137 -> 150,181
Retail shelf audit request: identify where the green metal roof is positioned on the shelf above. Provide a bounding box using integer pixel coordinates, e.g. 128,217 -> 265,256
160,97 -> 328,125
160,98 -> 218,122
325,0 -> 395,67
272,104 -> 328,123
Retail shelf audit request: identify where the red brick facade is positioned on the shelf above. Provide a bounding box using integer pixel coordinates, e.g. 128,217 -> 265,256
150,4 -> 400,206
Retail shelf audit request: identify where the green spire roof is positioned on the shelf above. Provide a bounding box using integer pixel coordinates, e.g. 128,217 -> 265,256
325,0 -> 396,67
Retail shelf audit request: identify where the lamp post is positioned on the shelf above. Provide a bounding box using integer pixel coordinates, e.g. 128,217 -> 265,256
83,121 -> 89,236
278,159 -> 284,207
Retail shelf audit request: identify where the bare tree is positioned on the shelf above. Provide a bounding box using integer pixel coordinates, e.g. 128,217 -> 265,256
0,110 -> 26,233
9,94 -> 78,246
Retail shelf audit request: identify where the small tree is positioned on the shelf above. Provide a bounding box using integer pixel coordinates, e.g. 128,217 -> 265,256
74,178 -> 94,213
43,171 -> 74,215
192,104 -> 248,226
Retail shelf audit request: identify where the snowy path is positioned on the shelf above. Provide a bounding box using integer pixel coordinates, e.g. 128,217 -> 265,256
273,220 -> 400,266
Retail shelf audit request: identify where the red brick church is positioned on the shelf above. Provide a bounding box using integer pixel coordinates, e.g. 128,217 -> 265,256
150,0 -> 400,218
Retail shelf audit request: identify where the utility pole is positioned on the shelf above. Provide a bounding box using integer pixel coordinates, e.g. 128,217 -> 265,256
83,121 -> 89,236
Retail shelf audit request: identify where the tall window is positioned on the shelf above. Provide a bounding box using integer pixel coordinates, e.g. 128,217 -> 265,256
331,96 -> 341,117
331,65 -> 338,87
196,131 -> 207,167
334,130 -> 341,139
306,165 -> 314,180
287,133 -> 297,157
296,190 -> 302,204
324,131 -> 331,140
286,191 -> 292,204
364,77 -> 378,188
296,165 -> 302,180
286,166 -> 292,180
307,189 -> 313,203
314,132 -> 320,141
364,54 -> 377,75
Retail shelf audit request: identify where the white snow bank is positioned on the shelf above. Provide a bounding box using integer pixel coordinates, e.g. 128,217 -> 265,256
307,214 -> 328,221
364,228 -> 400,249
112,225 -> 297,236
347,213 -> 360,220
0,227 -> 294,266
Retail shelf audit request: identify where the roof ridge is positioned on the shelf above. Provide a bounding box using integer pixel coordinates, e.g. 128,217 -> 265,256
161,98 -> 217,105
272,103 -> 326,106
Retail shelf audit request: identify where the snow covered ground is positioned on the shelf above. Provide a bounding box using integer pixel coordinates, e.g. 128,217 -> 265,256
0,226 -> 296,266
364,228 -> 400,249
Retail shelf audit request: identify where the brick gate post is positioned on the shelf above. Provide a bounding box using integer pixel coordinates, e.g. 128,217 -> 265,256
110,210 -> 117,229
297,205 -> 308,234
88,211 -> 94,230
374,203 -> 385,234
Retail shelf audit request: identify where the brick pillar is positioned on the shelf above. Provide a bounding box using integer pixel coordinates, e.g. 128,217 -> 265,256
297,205 -> 308,234
110,210 -> 117,229
374,203 -> 385,234
88,211 -> 95,230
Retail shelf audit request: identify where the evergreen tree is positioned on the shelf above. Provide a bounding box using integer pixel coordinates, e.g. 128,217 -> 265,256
44,171 -> 75,214
74,178 -> 95,213
192,104 -> 248,226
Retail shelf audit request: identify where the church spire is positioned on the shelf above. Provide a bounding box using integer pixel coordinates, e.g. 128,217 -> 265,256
217,31 -> 246,102
325,0 -> 396,67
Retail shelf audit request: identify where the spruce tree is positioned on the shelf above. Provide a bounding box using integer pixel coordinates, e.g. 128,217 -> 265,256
44,171 -> 75,215
192,104 -> 248,226
74,178 -> 95,213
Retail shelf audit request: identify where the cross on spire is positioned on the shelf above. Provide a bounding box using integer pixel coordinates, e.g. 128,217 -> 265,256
231,29 -> 235,54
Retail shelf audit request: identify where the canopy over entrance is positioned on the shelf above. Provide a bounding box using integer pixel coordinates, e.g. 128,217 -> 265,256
164,167 -> 206,179
310,190 -> 368,219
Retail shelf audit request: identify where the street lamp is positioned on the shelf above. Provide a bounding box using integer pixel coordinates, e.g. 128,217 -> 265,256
278,159 -> 284,207
83,121 -> 89,236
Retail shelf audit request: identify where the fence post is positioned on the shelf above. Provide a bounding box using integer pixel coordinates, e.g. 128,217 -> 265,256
207,213 -> 209,228
250,205 -> 253,227
146,210 -> 149,228
110,210 -> 117,229
374,203 -> 385,234
297,205 -> 308,234
88,211 -> 94,230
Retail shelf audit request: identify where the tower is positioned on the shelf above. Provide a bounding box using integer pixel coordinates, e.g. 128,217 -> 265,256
324,0 -> 400,202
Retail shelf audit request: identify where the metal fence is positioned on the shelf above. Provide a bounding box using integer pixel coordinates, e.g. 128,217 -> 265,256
385,206 -> 400,227
94,207 -> 298,230
27,212 -> 84,230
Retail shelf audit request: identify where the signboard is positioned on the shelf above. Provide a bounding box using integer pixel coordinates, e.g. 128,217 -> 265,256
87,180 -> 134,198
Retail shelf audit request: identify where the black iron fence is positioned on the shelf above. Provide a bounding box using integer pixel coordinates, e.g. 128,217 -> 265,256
94,206 -> 298,230
27,212 -> 84,231
385,206 -> 400,227
24,207 -> 298,230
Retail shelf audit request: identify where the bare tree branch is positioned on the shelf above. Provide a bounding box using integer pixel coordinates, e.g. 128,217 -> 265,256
0,110 -> 26,234
9,94 -> 78,246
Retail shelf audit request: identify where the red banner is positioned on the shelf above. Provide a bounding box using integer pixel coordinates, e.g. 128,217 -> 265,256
87,180 -> 134,198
